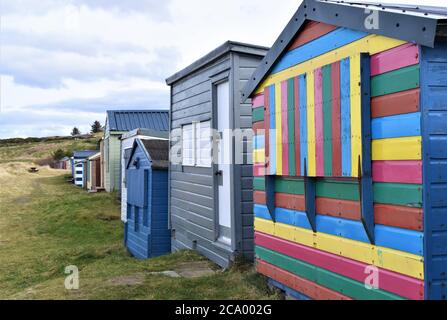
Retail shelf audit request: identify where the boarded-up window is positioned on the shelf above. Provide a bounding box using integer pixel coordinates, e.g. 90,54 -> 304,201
182,124 -> 195,166
196,121 -> 212,167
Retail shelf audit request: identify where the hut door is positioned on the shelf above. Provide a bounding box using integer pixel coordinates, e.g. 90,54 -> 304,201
216,80 -> 232,246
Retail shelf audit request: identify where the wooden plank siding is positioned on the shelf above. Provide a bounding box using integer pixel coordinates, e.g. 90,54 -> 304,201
169,48 -> 266,268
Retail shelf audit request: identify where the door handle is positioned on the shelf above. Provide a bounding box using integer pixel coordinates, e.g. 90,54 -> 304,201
215,170 -> 223,176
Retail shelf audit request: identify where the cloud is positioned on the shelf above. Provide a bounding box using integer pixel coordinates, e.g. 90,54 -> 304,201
0,88 -> 169,138
0,0 -> 173,19
0,44 -> 181,88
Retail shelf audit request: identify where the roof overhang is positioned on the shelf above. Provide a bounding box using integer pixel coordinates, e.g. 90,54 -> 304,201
166,41 -> 269,85
242,0 -> 447,100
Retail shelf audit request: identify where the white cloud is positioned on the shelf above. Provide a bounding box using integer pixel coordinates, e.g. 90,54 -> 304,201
2,0 -> 441,138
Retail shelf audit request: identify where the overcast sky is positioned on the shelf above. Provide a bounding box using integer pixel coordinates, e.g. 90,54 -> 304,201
0,0 -> 443,138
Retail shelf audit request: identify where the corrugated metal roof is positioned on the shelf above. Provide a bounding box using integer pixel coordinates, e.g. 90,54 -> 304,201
106,110 -> 169,132
73,150 -> 98,159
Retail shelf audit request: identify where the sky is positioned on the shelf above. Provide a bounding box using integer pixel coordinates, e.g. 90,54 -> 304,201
0,0 -> 444,138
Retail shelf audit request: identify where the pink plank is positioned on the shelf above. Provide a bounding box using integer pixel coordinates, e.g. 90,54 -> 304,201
252,93 -> 264,108
371,43 -> 419,76
372,160 -> 422,184
314,68 -> 324,177
281,81 -> 289,176
255,232 -> 424,300
253,164 -> 266,177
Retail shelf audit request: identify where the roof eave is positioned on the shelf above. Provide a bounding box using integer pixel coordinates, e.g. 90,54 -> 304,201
166,41 -> 268,85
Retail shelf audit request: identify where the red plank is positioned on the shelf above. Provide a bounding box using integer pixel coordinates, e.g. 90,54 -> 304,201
371,88 -> 420,118
257,260 -> 352,300
331,61 -> 342,177
254,191 -> 266,204
370,43 -> 419,76
256,233 -> 424,300
252,121 -> 265,135
276,193 -> 306,212
316,197 -> 361,220
264,88 -> 270,173
252,93 -> 264,108
375,204 -> 423,231
288,21 -> 338,52
294,77 -> 301,177
372,160 -> 422,184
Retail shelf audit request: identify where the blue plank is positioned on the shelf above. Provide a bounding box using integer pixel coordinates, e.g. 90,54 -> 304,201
268,279 -> 311,300
269,84 -> 276,175
271,28 -> 368,74
340,58 -> 351,177
371,112 -> 421,139
255,205 -> 311,229
253,135 -> 265,149
256,204 -> 423,255
375,225 -> 424,256
299,74 -> 308,176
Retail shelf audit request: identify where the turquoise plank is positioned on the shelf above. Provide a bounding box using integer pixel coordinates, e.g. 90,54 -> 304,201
271,28 -> 368,74
372,112 -> 421,139
253,135 -> 265,149
340,58 -> 352,177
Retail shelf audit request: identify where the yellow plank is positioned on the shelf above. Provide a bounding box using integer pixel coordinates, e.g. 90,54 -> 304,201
372,136 -> 422,161
255,34 -> 405,94
350,53 -> 362,177
306,71 -> 316,176
275,83 -> 283,175
255,218 -> 424,280
253,149 -> 265,164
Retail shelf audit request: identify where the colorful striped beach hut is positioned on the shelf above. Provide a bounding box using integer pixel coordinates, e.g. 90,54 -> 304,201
242,1 -> 447,300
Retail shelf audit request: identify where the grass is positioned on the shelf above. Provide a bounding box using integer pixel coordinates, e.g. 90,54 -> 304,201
0,134 -> 101,163
0,140 -> 278,300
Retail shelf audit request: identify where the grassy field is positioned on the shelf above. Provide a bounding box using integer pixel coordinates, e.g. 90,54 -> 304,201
0,135 -> 101,164
0,138 -> 277,300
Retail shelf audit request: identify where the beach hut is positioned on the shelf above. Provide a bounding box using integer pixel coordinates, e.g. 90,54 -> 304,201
166,41 -> 269,268
120,128 -> 169,222
86,152 -> 103,192
71,150 -> 97,188
242,1 -> 447,300
124,139 -> 170,259
103,110 -> 169,193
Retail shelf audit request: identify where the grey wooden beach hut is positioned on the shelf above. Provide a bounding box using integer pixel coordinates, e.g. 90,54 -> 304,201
166,41 -> 268,267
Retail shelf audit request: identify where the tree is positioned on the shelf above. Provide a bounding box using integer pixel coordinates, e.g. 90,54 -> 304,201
71,127 -> 80,136
52,148 -> 66,160
91,120 -> 102,133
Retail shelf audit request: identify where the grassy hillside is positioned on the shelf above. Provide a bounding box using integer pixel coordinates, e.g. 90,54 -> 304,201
0,138 -> 277,300
0,134 -> 102,164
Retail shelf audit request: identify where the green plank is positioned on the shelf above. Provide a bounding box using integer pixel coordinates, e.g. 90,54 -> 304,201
322,65 -> 333,176
374,183 -> 423,208
252,107 -> 264,123
275,177 -> 305,195
256,246 -> 404,300
253,177 -> 265,191
287,78 -> 296,176
371,64 -> 420,97
316,179 -> 359,201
